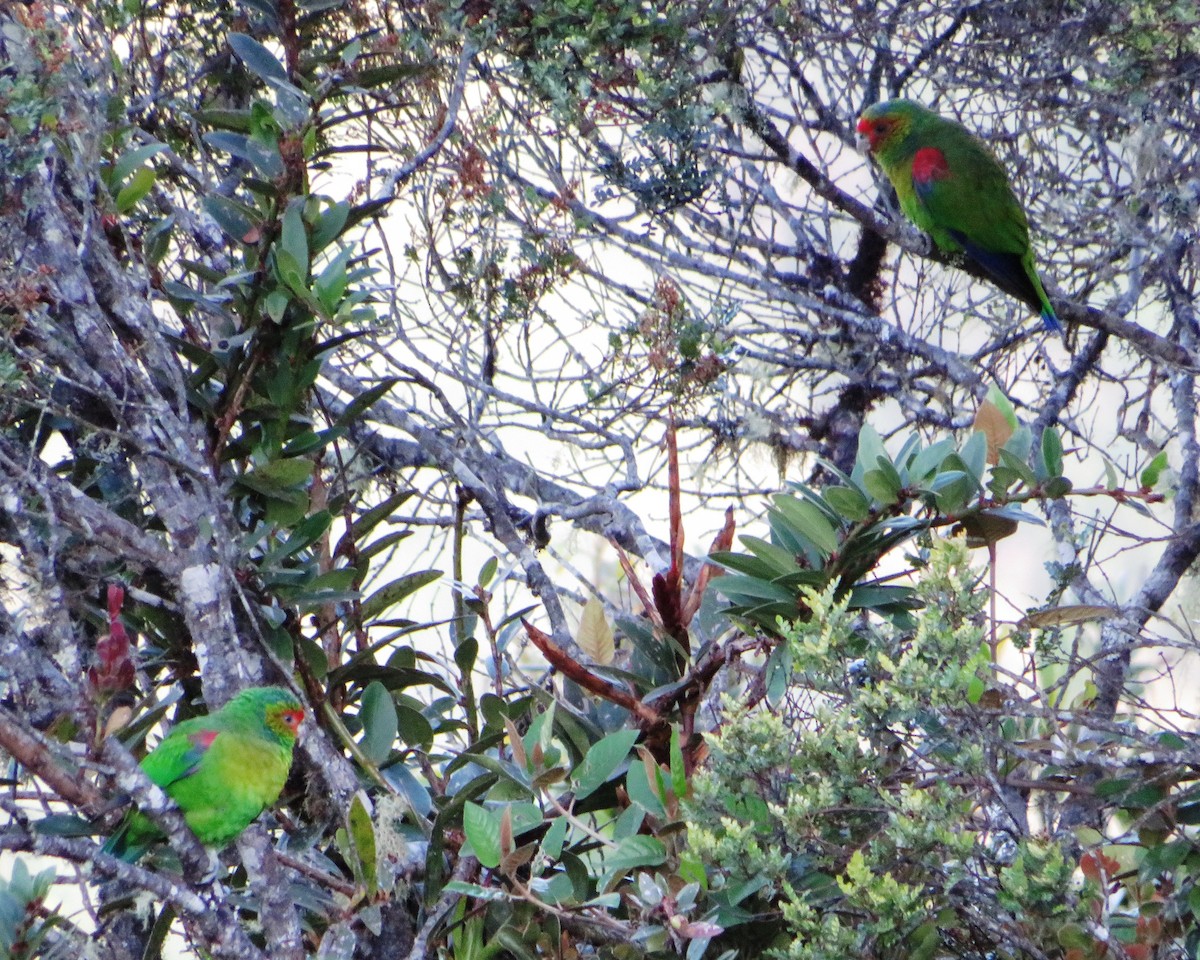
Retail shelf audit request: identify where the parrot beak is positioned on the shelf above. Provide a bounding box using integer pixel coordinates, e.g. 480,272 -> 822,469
855,117 -> 872,155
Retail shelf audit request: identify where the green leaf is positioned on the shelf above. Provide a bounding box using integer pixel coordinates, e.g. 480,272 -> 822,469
669,725 -> 687,800
958,431 -> 988,483
572,729 -> 640,801
709,550 -> 781,580
539,817 -> 568,860
348,793 -> 378,896
764,642 -> 791,708
1141,450 -> 1168,489
353,491 -> 414,538
195,107 -> 253,131
771,495 -> 839,556
280,199 -> 310,282
203,194 -> 261,244
382,763 -> 432,817
863,468 -> 900,505
336,378 -> 399,427
605,835 -> 666,873
143,213 -> 175,265
311,199 -> 352,252
738,536 -> 801,575
228,32 -> 288,84
1093,778 -> 1134,799
932,473 -> 971,513
395,702 -> 434,749
360,570 -> 441,623
463,802 -> 502,869
822,485 -> 871,521
613,804 -> 645,840
905,441 -> 949,483
1041,427 -> 1064,478
359,681 -> 398,765
115,166 -> 156,213
997,448 -> 1037,488
275,251 -> 306,299
845,584 -> 920,613
454,635 -> 478,678
202,130 -> 284,178
262,510 -> 332,565
535,872 -> 575,905
108,142 -> 167,188
315,246 -> 353,313
710,574 -> 795,604
1004,424 -> 1033,461
625,756 -> 667,818
852,423 -> 889,484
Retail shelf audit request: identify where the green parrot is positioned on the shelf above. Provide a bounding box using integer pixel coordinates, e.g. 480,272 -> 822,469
103,685 -> 305,863
856,99 -> 1062,335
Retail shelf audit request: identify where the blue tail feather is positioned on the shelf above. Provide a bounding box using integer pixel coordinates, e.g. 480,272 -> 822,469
1040,305 -> 1064,338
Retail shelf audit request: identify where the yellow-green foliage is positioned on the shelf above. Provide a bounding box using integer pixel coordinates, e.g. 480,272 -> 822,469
687,539 -> 1089,960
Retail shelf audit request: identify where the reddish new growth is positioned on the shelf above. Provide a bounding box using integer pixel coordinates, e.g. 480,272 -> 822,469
87,585 -> 136,696
456,143 -> 489,200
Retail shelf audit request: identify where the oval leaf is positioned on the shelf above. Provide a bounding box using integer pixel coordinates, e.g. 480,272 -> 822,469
463,802 -> 502,869
572,729 -> 640,801
228,32 -> 288,84
577,597 -> 615,666
606,835 -> 666,873
974,397 -> 1014,466
359,680 -> 398,765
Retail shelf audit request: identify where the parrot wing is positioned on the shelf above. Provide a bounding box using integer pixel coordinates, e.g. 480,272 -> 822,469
911,142 -> 1051,317
102,726 -> 219,862
139,725 -> 220,790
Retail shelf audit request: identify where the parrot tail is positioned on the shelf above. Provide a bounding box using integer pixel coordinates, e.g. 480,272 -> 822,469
1040,304 -> 1064,339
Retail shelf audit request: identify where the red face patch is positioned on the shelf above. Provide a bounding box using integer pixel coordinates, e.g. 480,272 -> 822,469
857,116 -> 895,150
278,708 -> 305,735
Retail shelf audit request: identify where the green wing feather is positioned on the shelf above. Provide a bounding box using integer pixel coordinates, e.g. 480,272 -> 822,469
916,124 -> 1031,256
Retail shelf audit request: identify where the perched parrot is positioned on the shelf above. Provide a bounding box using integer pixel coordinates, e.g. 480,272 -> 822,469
856,99 -> 1062,335
103,685 -> 304,863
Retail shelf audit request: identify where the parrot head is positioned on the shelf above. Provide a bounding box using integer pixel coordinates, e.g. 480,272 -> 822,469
240,686 -> 305,742
271,703 -> 305,739
856,99 -> 925,156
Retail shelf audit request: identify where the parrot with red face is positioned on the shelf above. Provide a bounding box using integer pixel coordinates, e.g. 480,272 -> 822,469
103,686 -> 304,863
857,99 -> 1061,335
